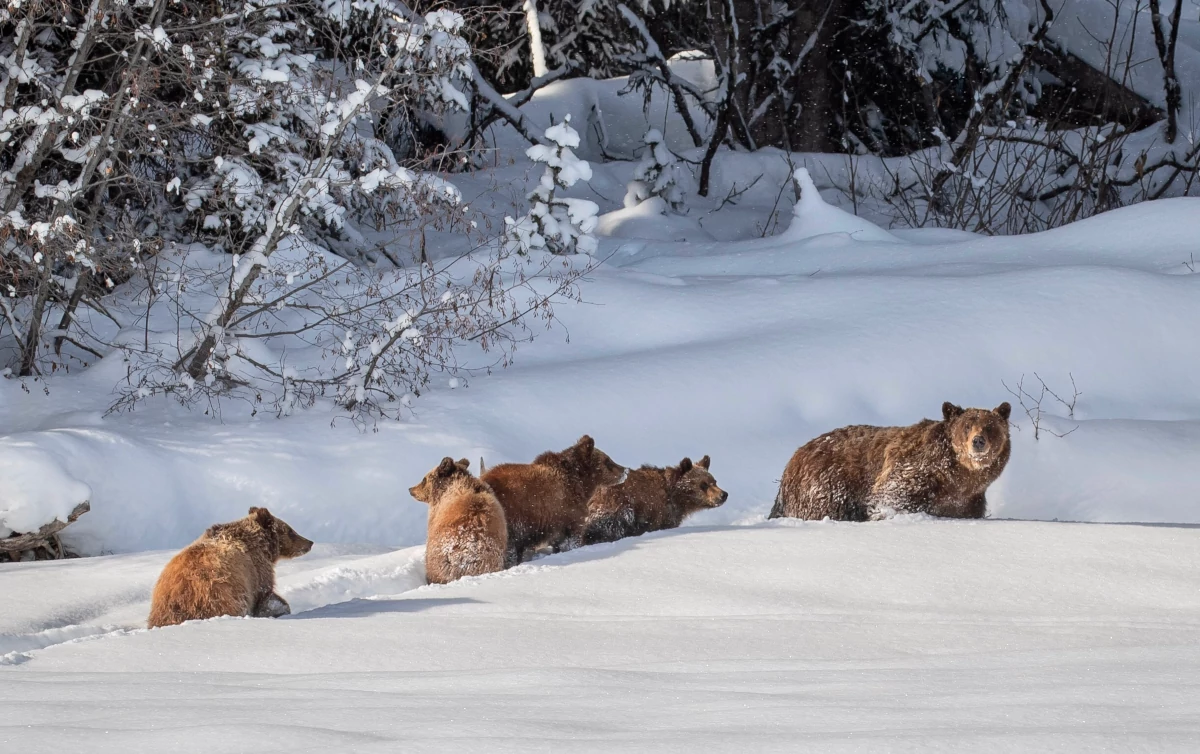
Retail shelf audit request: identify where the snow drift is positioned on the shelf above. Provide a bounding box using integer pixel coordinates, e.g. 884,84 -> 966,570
1,191 -> 1199,552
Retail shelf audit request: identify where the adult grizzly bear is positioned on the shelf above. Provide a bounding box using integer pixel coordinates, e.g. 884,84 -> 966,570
481,435 -> 626,566
582,455 -> 728,546
770,402 -> 1012,521
409,457 -> 507,584
147,507 -> 313,628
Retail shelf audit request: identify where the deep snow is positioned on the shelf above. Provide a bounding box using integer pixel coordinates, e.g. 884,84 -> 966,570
4,521 -> 1200,751
3,188 -> 1200,552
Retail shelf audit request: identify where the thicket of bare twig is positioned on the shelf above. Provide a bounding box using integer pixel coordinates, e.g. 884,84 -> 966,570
1,0 -> 592,421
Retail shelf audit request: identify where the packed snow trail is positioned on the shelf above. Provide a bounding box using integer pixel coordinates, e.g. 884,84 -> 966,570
3,520 -> 1200,751
0,544 -> 424,664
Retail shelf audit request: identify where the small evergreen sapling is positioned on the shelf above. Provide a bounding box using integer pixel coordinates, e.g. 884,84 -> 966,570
505,116 -> 599,255
624,129 -> 687,212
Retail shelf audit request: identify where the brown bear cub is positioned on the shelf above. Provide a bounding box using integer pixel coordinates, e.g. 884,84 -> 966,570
147,507 -> 313,628
771,402 -> 1012,521
582,455 -> 728,546
481,435 -> 627,566
409,457 -> 507,585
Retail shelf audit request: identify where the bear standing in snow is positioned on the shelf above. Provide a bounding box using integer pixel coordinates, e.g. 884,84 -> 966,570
147,507 -> 313,628
582,455 -> 728,546
409,457 -> 507,584
481,435 -> 627,566
770,402 -> 1011,521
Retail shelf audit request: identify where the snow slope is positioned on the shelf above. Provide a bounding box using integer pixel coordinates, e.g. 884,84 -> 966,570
1050,0 -> 1200,116
4,521 -> 1200,751
3,190 -> 1200,551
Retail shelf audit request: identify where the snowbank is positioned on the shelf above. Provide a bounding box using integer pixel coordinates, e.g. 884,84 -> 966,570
781,167 -> 900,244
0,197 -> 1198,553
0,440 -> 91,538
1049,1 -> 1200,116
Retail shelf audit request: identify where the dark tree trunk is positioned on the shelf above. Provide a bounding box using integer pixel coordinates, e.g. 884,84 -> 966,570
730,0 -> 857,153
783,0 -> 852,152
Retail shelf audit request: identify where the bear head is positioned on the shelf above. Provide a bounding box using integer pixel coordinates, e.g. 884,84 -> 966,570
563,435 -> 627,489
942,401 -> 1011,471
409,457 -> 472,503
671,455 -> 728,510
249,506 -> 314,560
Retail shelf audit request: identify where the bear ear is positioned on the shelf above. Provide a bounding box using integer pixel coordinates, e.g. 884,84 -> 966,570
456,458 -> 470,470
942,402 -> 964,421
678,457 -> 693,474
994,402 -> 1012,420
576,435 -> 595,455
252,507 -> 274,527
437,456 -> 457,475
697,455 -> 711,470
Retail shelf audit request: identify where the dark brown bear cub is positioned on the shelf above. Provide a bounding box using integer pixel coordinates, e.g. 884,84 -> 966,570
582,455 -> 728,545
771,402 -> 1011,521
147,507 -> 313,628
481,435 -> 626,566
409,457 -> 507,585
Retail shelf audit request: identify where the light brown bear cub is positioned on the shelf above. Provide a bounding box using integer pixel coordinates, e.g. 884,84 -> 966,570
771,402 -> 1011,521
147,507 -> 313,628
582,455 -> 728,545
481,435 -> 626,567
409,457 -> 507,585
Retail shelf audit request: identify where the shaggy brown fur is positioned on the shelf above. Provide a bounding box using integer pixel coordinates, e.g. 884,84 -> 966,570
582,455 -> 728,545
771,402 -> 1012,521
147,508 -> 313,628
481,435 -> 626,566
409,457 -> 507,584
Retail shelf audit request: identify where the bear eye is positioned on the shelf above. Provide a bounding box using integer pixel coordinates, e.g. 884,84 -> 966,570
699,482 -> 709,491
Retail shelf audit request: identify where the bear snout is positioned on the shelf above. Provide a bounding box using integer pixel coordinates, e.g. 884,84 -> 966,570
971,434 -> 987,452
704,487 -> 728,507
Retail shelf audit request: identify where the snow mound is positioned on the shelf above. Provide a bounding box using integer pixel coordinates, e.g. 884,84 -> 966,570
782,167 -> 900,244
0,441 -> 91,537
596,197 -> 715,242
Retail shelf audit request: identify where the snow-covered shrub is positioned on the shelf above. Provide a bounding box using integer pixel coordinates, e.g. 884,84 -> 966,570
114,234 -> 586,420
1,0 -> 585,419
623,129 -> 687,211
504,116 -> 599,255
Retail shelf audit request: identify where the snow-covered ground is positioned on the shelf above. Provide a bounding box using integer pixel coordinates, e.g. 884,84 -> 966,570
5,185 -> 1200,748
4,521 -> 1200,751
5,47 -> 1200,748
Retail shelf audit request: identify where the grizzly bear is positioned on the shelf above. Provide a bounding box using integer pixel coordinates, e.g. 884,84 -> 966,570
770,402 -> 1012,521
481,435 -> 627,566
582,455 -> 728,546
147,507 -> 313,628
409,457 -> 508,584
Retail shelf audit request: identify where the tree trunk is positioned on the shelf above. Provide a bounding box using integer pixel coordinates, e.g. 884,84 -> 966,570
524,0 -> 548,78
730,0 -> 856,152
785,0 -> 849,152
